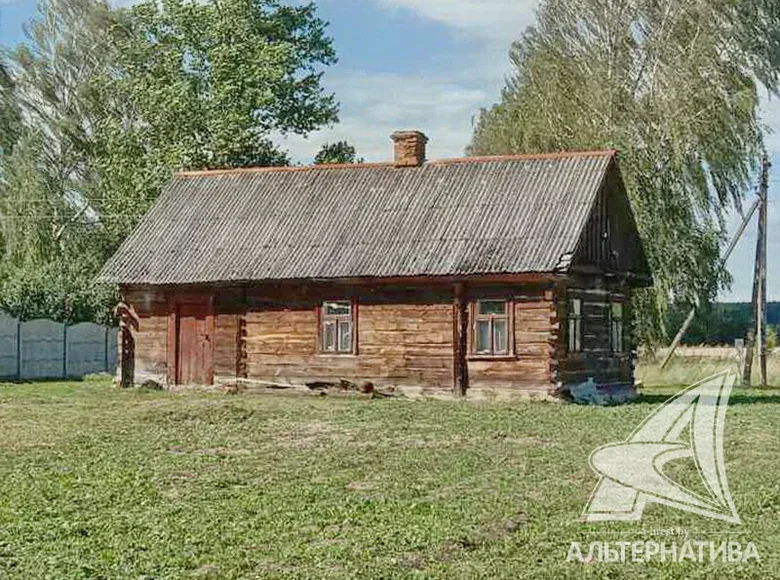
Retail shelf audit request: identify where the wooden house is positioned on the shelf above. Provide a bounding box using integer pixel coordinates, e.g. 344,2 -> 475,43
99,131 -> 652,402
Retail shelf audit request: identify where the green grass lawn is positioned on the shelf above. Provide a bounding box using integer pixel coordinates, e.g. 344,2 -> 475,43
0,380 -> 778,579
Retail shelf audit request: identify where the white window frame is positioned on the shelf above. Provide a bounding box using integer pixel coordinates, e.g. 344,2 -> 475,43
472,300 -> 512,356
320,300 -> 355,354
610,302 -> 624,354
568,298 -> 583,353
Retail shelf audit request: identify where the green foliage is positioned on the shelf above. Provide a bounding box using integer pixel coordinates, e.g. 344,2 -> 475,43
314,140 -> 364,165
0,258 -> 118,325
469,0 -> 778,346
103,0 -> 337,171
768,326 -> 778,351
0,0 -> 339,323
666,302 -> 780,345
0,63 -> 21,156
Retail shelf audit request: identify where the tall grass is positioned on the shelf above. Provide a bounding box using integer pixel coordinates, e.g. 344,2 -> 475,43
637,350 -> 780,387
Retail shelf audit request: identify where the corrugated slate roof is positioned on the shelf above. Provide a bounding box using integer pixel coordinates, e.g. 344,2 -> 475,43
99,151 -> 616,285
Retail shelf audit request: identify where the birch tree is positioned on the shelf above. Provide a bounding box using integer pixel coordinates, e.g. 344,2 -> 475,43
470,0 -> 777,345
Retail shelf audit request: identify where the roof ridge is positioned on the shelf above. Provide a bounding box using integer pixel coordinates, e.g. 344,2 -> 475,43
427,149 -> 616,165
177,161 -> 395,177
176,149 -> 616,178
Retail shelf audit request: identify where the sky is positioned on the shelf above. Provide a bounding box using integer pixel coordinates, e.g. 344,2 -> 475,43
0,0 -> 777,302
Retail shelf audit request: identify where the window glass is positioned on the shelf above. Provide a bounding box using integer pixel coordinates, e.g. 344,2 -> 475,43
611,302 -> 623,353
338,320 -> 352,352
568,298 -> 583,353
324,301 -> 351,316
478,300 -> 507,316
323,320 -> 337,352
493,319 -> 508,353
473,300 -> 510,356
321,301 -> 354,354
476,320 -> 492,353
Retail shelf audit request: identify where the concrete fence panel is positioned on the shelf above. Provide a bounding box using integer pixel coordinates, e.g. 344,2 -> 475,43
0,314 -> 18,378
20,319 -> 65,380
66,323 -> 108,378
0,312 -> 118,381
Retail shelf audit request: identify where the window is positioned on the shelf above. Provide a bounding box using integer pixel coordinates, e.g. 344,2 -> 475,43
320,301 -> 355,354
610,302 -> 624,353
473,300 -> 510,356
568,298 -> 583,353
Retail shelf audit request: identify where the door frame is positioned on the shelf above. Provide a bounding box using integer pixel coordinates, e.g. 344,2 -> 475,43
167,293 -> 215,385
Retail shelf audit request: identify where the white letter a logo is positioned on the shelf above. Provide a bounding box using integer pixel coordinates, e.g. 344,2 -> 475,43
584,371 -> 740,524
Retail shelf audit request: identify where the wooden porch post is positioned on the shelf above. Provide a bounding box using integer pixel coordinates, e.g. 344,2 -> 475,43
115,299 -> 139,389
454,283 -> 469,397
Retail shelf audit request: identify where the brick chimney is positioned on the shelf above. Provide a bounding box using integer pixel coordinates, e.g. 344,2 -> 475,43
391,130 -> 428,167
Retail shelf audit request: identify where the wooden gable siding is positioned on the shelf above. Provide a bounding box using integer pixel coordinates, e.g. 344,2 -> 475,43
555,285 -> 634,387
574,164 -> 649,278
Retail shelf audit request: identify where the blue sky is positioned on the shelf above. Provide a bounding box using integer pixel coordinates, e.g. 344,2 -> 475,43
0,0 -> 776,302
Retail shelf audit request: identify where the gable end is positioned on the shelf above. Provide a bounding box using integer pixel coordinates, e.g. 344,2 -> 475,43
572,161 -> 652,286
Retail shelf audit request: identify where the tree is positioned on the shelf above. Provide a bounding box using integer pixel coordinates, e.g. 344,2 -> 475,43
470,0 -> 779,345
0,63 -> 21,156
314,140 -> 364,165
0,0 -> 117,323
0,0 -> 340,323
88,0 -> 339,244
103,0 -> 338,171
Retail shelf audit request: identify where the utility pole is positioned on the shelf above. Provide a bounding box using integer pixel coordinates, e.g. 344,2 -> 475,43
743,152 -> 769,387
661,196 -> 761,370
759,154 -> 769,388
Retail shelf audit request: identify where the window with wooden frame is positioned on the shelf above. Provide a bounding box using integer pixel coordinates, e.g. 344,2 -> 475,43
610,302 -> 624,353
320,300 -> 355,354
472,300 -> 511,356
568,298 -> 583,353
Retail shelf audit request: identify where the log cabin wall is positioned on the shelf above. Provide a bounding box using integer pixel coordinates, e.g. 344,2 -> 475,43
239,282 -> 557,395
122,282 -> 560,395
214,289 -> 242,383
556,284 -> 634,387
123,288 -> 168,384
466,288 -> 556,394
243,285 -> 456,392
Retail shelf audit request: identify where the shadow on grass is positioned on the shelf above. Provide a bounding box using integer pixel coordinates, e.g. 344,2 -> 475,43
633,392 -> 780,405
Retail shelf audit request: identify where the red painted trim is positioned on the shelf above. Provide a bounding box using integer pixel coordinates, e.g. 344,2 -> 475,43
175,150 -> 616,178
352,296 -> 359,356
316,298 -> 358,355
428,150 -> 615,166
468,298 -> 514,357
206,294 -> 215,386
178,162 -> 394,177
166,295 -> 178,385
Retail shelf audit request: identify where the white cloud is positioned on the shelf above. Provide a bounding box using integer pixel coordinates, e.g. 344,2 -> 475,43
275,1 -> 541,164
372,0 -> 538,40
278,70 -> 491,163
760,93 -> 780,157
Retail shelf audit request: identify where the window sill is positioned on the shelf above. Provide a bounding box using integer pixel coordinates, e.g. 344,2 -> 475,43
316,352 -> 358,358
468,354 -> 518,362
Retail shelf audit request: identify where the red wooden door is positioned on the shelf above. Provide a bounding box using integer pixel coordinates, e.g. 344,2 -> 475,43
168,296 -> 214,385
